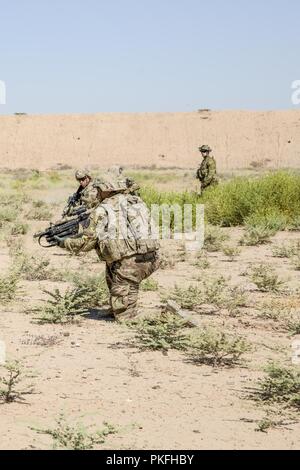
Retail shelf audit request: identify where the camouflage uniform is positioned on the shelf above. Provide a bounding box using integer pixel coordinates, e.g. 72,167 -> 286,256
78,183 -> 98,210
60,178 -> 160,321
196,145 -> 218,193
63,169 -> 98,218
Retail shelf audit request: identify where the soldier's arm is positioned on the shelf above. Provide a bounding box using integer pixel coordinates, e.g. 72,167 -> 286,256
80,186 -> 99,209
60,208 -> 105,254
205,158 -> 217,184
196,166 -> 204,181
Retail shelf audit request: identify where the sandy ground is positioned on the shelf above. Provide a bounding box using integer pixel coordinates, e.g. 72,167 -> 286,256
1,111 -> 300,171
0,172 -> 300,450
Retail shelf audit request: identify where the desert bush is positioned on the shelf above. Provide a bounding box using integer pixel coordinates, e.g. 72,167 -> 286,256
194,251 -> 210,269
248,264 -> 284,292
291,253 -> 300,271
33,416 -> 117,450
159,253 -> 176,270
141,278 -> 159,292
140,172 -> 300,229
272,242 -> 300,258
223,286 -> 248,316
7,238 -> 24,257
0,273 -> 19,304
27,201 -> 53,221
47,171 -> 62,183
202,276 -> 229,305
255,414 -> 295,433
128,314 -> 191,353
176,244 -> 187,262
167,277 -> 247,315
222,245 -> 241,262
240,226 -> 276,246
287,216 -> 300,231
10,222 -> 29,236
14,254 -> 53,281
257,300 -> 289,322
167,285 -> 205,311
0,208 -> 18,223
245,210 -> 288,232
71,273 -> 109,308
285,313 -> 300,336
189,330 -> 251,367
33,287 -> 91,324
201,171 -> 300,227
204,226 -> 229,252
0,361 -> 34,403
252,364 -> 300,410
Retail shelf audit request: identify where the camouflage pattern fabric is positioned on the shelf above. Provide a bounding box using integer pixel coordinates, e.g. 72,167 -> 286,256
79,183 -> 99,209
106,253 -> 160,321
61,192 -> 160,321
196,155 -> 218,191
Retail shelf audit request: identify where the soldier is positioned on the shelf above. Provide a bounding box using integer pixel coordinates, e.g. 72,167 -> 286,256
196,145 -> 218,194
63,169 -> 98,217
108,165 -> 140,196
54,175 -> 160,322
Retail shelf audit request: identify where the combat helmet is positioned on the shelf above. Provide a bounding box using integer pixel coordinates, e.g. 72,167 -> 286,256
199,145 -> 212,153
92,174 -> 128,193
75,168 -> 92,181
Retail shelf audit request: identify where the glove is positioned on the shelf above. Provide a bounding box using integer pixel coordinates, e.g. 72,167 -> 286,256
53,236 -> 65,247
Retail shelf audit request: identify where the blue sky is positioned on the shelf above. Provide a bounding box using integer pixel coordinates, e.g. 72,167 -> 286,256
0,0 -> 299,114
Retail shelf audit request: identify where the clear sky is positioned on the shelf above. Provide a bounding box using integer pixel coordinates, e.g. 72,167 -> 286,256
0,0 -> 299,114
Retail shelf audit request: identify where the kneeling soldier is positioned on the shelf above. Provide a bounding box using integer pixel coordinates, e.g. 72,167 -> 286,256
54,175 -> 160,322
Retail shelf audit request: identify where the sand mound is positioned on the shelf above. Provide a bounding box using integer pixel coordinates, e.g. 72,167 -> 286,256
1,110 -> 300,170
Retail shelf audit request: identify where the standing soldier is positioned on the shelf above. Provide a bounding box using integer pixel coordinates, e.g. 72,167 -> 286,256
54,175 -> 160,322
196,145 -> 218,195
63,169 -> 99,217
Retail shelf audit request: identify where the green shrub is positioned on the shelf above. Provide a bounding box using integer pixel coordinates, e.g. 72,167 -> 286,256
0,273 -> 19,304
10,222 -> 29,236
245,210 -> 288,232
141,278 -> 159,292
33,416 -> 117,450
253,364 -> 300,410
248,264 -> 284,292
0,208 -> 18,223
194,251 -> 210,269
14,254 -> 53,281
71,273 -> 109,308
167,285 -> 205,310
140,172 -> 300,229
240,226 -> 276,246
272,242 -> 300,258
204,226 -> 229,252
128,314 -> 191,353
33,287 -> 91,324
0,361 -> 34,403
167,277 -> 247,315
28,204 -> 53,221
201,171 -> 300,227
189,330 -> 251,367
222,245 -> 241,262
291,253 -> 300,271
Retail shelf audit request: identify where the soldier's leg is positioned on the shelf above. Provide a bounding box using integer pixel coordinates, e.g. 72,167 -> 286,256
109,255 -> 159,322
105,264 -> 114,310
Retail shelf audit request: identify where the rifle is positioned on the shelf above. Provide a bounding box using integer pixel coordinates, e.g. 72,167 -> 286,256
62,186 -> 84,218
34,206 -> 90,248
